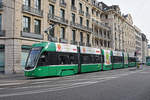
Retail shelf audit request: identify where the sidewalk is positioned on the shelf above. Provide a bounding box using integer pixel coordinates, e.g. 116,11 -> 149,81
0,73 -> 25,80
0,73 -> 27,87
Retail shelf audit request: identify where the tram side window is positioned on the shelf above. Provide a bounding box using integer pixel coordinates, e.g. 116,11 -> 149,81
95,55 -> 100,63
38,52 -> 58,66
58,53 -> 78,65
113,56 -> 123,63
81,54 -> 103,64
81,54 -> 90,64
58,55 -> 69,65
99,55 -> 104,63
95,55 -> 103,63
69,54 -> 78,64
129,57 -> 136,62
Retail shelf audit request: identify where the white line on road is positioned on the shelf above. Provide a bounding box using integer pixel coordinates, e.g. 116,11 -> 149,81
0,82 -> 24,87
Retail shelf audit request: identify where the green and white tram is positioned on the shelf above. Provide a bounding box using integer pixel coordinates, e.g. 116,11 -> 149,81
123,52 -> 128,68
112,51 -> 123,69
128,52 -> 136,67
102,49 -> 113,71
24,41 -> 137,77
146,56 -> 150,66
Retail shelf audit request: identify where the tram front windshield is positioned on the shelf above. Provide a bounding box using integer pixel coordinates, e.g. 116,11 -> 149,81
146,57 -> 150,62
25,47 -> 42,70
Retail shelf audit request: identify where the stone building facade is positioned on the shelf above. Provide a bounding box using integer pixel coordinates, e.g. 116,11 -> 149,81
141,33 -> 148,63
100,2 -> 136,52
134,25 -> 142,62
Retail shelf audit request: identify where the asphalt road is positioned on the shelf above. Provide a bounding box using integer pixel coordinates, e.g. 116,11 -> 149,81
0,66 -> 150,100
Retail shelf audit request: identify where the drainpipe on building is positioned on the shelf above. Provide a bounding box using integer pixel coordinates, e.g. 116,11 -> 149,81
13,0 -> 15,74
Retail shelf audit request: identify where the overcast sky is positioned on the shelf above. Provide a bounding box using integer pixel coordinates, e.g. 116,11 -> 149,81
98,0 -> 150,43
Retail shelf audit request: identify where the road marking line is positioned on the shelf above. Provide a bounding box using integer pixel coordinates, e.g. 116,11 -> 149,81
0,83 -> 24,87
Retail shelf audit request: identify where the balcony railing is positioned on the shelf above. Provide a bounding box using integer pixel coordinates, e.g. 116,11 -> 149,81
86,43 -> 91,47
48,13 -> 68,25
0,30 -> 5,36
22,5 -> 43,17
48,35 -> 58,42
92,32 -> 102,39
79,42 -> 85,46
92,19 -> 110,29
79,10 -> 84,16
86,13 -> 90,19
0,2 -> 3,11
70,21 -> 92,33
71,6 -> 77,12
70,40 -> 78,45
48,0 -> 56,3
59,38 -> 68,43
21,31 -> 43,40
60,1 -> 67,8
91,1 -> 102,10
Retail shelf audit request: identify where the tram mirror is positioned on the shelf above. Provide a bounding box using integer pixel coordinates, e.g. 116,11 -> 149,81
40,55 -> 46,59
39,54 -> 46,63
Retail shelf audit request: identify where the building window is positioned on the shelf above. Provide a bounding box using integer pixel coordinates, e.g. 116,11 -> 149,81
23,0 -> 30,6
72,13 -> 75,23
92,9 -> 94,15
49,5 -> 54,15
72,30 -> 76,41
79,3 -> 82,11
34,0 -> 41,10
34,19 -> 41,34
96,12 -> 98,16
0,14 -> 2,31
100,40 -> 103,46
60,27 -> 65,39
86,7 -> 89,13
80,32 -> 83,42
104,31 -> 106,38
105,15 -> 108,19
71,0 -> 75,6
60,0 -> 65,4
86,20 -> 89,28
22,16 -> 30,32
108,42 -> 110,48
0,45 -> 4,73
87,34 -> 90,43
107,32 -> 110,39
21,46 -> 31,68
60,9 -> 65,19
49,24 -> 54,37
104,41 -> 107,47
80,17 -> 83,25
